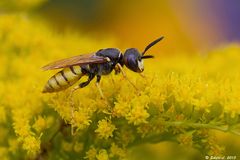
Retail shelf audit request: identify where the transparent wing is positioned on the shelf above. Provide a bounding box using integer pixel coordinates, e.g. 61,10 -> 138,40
42,53 -> 108,70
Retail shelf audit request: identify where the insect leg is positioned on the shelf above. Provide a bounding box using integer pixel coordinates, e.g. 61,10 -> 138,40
139,73 -> 146,78
95,76 -> 111,114
116,63 -> 139,92
69,73 -> 95,135
79,74 -> 95,88
114,64 -> 121,75
96,75 -> 104,99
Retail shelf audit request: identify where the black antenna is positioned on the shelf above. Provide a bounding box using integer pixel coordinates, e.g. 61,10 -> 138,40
142,55 -> 154,59
142,36 -> 164,55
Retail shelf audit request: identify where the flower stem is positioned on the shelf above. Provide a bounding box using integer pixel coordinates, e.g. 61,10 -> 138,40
163,121 -> 240,136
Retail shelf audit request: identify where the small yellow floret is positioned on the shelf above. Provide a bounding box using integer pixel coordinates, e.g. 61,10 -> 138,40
33,116 -> 47,133
22,136 -> 41,156
72,111 -> 91,130
95,119 -> 116,139
126,106 -> 150,125
96,149 -> 109,160
109,143 -> 126,158
85,147 -> 97,160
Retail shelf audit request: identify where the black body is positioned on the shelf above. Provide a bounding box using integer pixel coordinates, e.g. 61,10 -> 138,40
72,36 -> 164,89
78,48 -> 122,88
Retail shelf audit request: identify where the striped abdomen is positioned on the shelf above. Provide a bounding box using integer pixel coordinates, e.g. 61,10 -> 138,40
42,66 -> 83,93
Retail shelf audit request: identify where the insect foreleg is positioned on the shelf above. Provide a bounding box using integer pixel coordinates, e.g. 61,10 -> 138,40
139,73 -> 146,78
114,64 -> 121,75
116,63 -> 139,92
116,63 -> 126,77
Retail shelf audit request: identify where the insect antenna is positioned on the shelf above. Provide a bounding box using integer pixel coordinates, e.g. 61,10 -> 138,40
142,36 -> 164,55
141,55 -> 154,59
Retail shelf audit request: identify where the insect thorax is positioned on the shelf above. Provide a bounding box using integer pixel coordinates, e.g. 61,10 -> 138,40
96,48 -> 122,62
94,48 -> 123,75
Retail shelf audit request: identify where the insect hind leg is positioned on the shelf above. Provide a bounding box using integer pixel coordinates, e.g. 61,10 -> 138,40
69,73 -> 95,135
79,74 -> 95,88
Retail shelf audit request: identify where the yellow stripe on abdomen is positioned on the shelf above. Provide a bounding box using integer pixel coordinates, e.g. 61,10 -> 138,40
55,71 -> 69,86
71,66 -> 82,75
42,66 -> 83,93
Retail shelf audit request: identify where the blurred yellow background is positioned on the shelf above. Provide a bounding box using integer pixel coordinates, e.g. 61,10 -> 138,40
2,0 -> 240,54
1,0 -> 240,160
36,0 -> 240,54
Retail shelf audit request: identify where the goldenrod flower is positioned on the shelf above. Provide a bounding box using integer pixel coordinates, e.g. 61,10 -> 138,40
112,101 -> 130,118
21,136 -> 41,156
33,116 -> 47,133
96,149 -> 109,160
85,147 -> 97,160
126,106 -> 150,125
109,143 -> 126,159
1,13 -> 240,160
72,111 -> 91,130
95,119 -> 116,139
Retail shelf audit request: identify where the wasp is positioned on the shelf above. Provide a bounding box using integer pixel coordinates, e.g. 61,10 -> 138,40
42,36 -> 164,97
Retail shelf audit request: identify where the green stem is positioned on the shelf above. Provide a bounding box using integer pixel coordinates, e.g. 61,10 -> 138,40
163,121 -> 240,136
164,121 -> 227,131
128,121 -> 240,148
128,133 -> 177,147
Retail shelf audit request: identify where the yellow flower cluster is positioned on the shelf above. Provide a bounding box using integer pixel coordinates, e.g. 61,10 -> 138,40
95,119 -> 116,139
85,144 -> 126,160
1,13 -> 240,159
